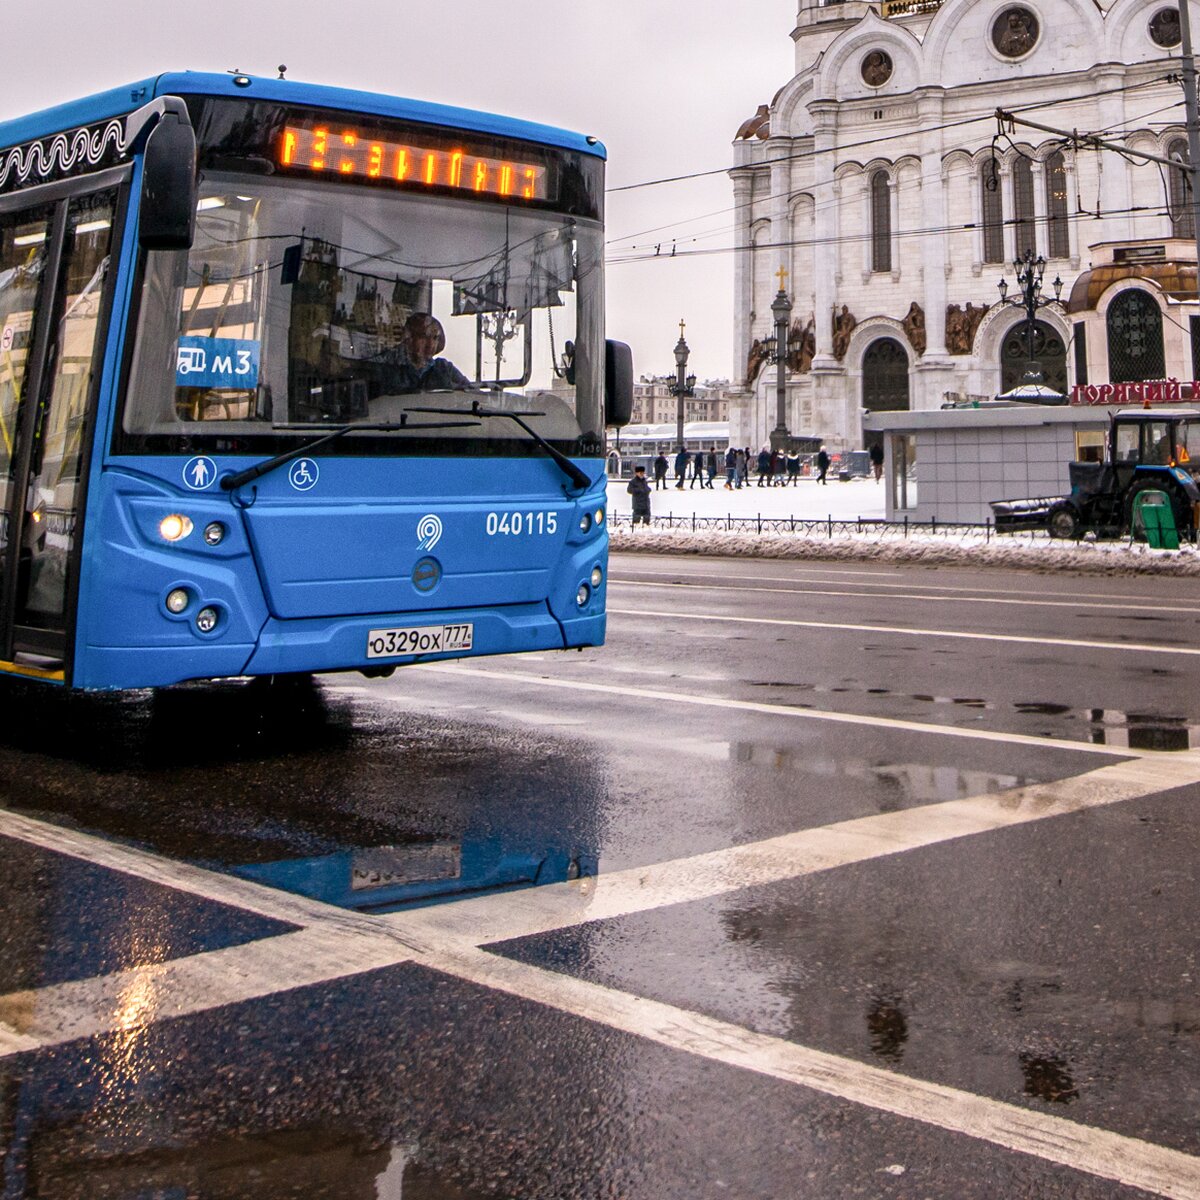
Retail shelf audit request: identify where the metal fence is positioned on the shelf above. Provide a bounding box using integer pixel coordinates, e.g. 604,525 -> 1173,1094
610,513 -> 1050,541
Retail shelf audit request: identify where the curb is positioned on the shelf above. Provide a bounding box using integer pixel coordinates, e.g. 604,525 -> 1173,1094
609,527 -> 1200,576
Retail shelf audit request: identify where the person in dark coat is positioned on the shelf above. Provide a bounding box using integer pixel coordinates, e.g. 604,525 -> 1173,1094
757,447 -> 771,486
690,447 -> 705,488
674,447 -> 690,489
786,450 -> 800,485
627,465 -> 652,525
816,445 -> 831,485
869,441 -> 884,481
705,450 -> 717,488
653,452 -> 669,489
724,446 -> 737,489
734,448 -> 747,488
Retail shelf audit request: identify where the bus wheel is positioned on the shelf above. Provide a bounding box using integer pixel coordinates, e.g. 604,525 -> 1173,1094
1047,504 -> 1081,539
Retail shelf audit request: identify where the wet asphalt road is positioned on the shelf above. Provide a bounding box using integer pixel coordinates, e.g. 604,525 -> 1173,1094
1,551 -> 1199,1199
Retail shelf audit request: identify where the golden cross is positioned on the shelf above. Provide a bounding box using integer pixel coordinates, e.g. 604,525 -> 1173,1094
679,318 -> 686,339
775,265 -> 789,291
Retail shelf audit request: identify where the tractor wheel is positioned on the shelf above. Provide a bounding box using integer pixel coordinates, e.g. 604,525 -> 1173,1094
1047,504 -> 1081,540
1125,479 -> 1189,541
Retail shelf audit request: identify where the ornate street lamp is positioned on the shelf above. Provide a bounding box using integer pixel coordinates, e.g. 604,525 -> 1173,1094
760,267 -> 793,451
671,319 -> 697,449
996,250 -> 1063,389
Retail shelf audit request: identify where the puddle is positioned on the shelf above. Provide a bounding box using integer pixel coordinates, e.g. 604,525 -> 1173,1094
731,743 -> 1027,802
750,681 -> 1200,750
231,839 -> 595,912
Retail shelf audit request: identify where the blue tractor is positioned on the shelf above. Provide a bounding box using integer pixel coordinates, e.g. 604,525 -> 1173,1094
992,408 -> 1200,541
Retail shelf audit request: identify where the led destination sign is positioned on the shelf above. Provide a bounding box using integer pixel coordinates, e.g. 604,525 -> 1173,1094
278,124 -> 549,202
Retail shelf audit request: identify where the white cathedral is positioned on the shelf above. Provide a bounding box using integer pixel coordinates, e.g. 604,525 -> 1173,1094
730,0 -> 1199,451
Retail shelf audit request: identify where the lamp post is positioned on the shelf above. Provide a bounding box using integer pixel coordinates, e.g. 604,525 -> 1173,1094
760,267 -> 793,451
671,319 -> 696,450
996,250 -> 1063,388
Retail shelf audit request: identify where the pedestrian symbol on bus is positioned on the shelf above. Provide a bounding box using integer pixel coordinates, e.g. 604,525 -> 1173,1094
182,456 -> 217,491
289,458 -> 319,491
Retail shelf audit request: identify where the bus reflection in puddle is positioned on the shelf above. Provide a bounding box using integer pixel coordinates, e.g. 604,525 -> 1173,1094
231,838 -> 595,912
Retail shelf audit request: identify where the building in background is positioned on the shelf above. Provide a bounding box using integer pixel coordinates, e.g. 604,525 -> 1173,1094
730,0 -> 1200,452
629,377 -> 734,426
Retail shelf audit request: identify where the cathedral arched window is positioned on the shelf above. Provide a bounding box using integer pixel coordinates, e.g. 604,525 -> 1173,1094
870,170 -> 891,272
981,161 -> 1004,263
1045,151 -> 1069,259
1012,157 -> 1036,258
1168,137 -> 1194,240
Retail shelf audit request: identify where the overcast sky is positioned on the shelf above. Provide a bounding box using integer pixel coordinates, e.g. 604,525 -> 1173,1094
0,0 -> 795,384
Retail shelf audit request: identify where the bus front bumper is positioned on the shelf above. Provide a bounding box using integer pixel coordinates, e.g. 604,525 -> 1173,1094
242,602 -> 605,677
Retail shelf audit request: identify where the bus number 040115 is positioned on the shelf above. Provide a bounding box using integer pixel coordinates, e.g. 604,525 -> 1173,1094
486,511 -> 558,536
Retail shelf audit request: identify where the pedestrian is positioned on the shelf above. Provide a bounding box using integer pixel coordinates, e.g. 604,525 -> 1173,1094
735,448 -> 747,488
653,452 -> 669,489
869,441 -> 884,482
627,465 -> 652,525
724,446 -> 737,489
757,446 -> 771,487
690,447 -> 705,488
816,444 -> 830,485
771,449 -> 785,486
786,449 -> 800,485
674,446 -> 689,490
706,449 -> 717,488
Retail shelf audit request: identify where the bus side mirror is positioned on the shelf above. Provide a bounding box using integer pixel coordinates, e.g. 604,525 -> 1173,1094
605,339 -> 634,428
139,110 -> 197,251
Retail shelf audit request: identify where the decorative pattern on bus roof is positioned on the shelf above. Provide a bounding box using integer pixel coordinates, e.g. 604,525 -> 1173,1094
0,118 -> 130,194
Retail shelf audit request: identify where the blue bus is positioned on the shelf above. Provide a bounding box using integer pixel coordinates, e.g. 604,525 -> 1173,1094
0,72 -> 631,690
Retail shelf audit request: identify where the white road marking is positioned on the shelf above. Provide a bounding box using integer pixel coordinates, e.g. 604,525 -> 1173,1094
430,945 -> 1200,1200
408,664 -> 1155,757
4,753 -> 1200,1195
5,754 -> 1200,1190
613,575 -> 1200,617
608,606 -> 1200,657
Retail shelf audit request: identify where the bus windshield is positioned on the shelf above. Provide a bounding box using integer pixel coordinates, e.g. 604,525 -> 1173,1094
122,173 -> 604,456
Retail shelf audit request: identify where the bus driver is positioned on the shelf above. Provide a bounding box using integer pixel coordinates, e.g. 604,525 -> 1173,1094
388,312 -> 472,393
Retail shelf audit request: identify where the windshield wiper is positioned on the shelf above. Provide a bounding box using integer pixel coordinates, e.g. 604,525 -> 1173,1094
405,400 -> 591,490
220,417 -> 480,491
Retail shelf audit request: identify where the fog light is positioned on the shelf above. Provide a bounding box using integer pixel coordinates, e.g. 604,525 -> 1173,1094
159,514 -> 193,542
196,606 -> 219,633
579,512 -> 592,533
595,507 -> 605,525
203,521 -> 225,546
590,566 -> 603,588
576,583 -> 590,607
165,588 -> 190,614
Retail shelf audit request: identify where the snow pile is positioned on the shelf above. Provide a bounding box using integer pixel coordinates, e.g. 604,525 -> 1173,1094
609,524 -> 1200,575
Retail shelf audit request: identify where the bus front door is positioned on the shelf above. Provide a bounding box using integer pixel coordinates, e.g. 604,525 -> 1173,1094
0,188 -> 117,673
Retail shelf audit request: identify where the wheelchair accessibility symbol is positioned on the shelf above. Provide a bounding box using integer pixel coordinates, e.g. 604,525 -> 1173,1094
288,459 -> 319,491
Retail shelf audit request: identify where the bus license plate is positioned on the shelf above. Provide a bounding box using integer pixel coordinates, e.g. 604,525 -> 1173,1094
366,623 -> 473,659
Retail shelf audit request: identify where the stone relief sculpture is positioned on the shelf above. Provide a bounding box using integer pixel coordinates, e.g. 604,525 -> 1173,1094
788,316 -> 816,373
901,302 -> 926,356
831,305 -> 857,360
746,337 -> 768,383
945,302 -> 990,354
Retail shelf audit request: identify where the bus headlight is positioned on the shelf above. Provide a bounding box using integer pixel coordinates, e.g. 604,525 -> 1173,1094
203,522 -> 226,546
196,606 -> 219,633
595,507 -> 605,525
590,566 -> 603,588
165,588 -> 190,614
579,512 -> 592,534
159,514 -> 193,542
576,583 -> 590,607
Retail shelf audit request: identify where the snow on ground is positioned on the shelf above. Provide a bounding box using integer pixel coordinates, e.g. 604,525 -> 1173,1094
604,475 -> 1200,576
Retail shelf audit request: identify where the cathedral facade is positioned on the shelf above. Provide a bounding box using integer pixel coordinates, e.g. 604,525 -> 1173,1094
730,0 -> 1198,451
